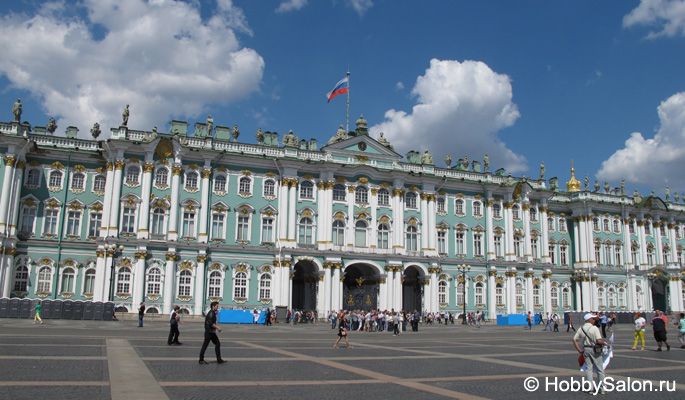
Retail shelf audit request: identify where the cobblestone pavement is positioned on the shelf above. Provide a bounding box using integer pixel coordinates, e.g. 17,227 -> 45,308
0,318 -> 683,399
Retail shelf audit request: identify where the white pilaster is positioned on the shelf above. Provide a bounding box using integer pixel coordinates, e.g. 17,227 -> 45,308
137,163 -> 153,239
167,166 -> 182,241
198,169 -> 211,243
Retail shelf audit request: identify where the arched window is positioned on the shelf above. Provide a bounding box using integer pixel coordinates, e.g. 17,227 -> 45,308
437,197 -> 445,213
562,287 -> 570,308
234,271 -> 247,298
618,287 -> 626,308
151,208 -> 166,236
208,271 -> 222,298
178,270 -> 192,297
126,166 -> 140,184
455,199 -> 464,214
146,267 -> 162,295
597,287 -> 606,308
495,283 -> 504,306
377,188 -> 389,206
239,177 -> 252,194
37,266 -> 52,293
635,285 -> 643,309
548,216 -> 555,231
20,203 -> 37,233
514,234 -> 523,257
493,203 -> 501,218
512,204 -> 520,220
457,282 -> 465,306
438,280 -> 448,304
603,218 -> 610,232
154,167 -> 168,187
13,265 -> 29,292
607,287 -> 617,308
83,268 -> 96,295
378,223 -> 390,249
259,274 -> 272,300
60,267 -> 75,293
185,172 -> 198,190
93,175 -> 106,192
71,172 -> 85,190
558,218 -> 567,232
406,225 -> 418,251
263,179 -> 276,197
27,169 -> 40,186
533,284 -> 541,307
299,181 -> 314,199
473,201 -> 482,217
593,217 -> 600,231
405,192 -> 417,209
182,209 -> 196,238
515,283 -> 524,308
214,175 -> 227,192
116,267 -> 132,294
551,286 -> 559,308
332,184 -> 346,201
355,220 -> 367,247
613,219 -> 620,233
298,217 -> 313,244
355,186 -> 368,204
529,207 -> 537,221
645,221 -> 651,235
49,171 -> 63,188
475,282 -> 484,306
332,220 -> 345,246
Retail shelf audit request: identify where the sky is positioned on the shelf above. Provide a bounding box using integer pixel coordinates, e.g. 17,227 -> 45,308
1,0 -> 685,198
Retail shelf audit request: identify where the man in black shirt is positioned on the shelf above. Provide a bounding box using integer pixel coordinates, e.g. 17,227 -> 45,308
138,302 -> 144,327
651,309 -> 671,351
199,301 -> 226,364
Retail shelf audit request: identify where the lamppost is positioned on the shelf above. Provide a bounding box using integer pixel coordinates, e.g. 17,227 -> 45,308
105,244 -> 125,302
456,264 -> 470,324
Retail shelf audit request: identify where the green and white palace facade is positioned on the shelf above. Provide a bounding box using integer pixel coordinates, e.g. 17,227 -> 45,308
0,114 -> 684,317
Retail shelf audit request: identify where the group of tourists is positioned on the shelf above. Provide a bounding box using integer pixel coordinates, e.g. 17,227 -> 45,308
632,309 -> 685,351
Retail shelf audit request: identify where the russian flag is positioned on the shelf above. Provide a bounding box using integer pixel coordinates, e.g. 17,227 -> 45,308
326,76 -> 349,103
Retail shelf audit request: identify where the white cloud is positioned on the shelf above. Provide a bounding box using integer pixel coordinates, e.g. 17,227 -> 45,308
597,92 -> 685,188
623,0 -> 685,38
346,0 -> 373,16
395,81 -> 404,91
0,0 -> 264,137
276,0 -> 308,13
369,59 -> 526,173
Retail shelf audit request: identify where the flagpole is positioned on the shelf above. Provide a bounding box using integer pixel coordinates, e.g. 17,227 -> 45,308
346,71 -> 350,132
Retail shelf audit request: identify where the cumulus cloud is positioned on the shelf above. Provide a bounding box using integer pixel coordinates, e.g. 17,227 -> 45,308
369,59 -> 526,173
346,0 -> 373,16
623,0 -> 685,38
0,0 -> 264,137
276,0 -> 308,13
597,92 -> 685,188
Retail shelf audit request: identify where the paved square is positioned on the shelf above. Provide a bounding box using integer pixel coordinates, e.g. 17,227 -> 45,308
0,318 -> 683,399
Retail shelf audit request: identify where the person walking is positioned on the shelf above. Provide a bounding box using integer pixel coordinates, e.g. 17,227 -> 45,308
138,302 -> 145,327
526,312 -> 533,330
199,301 -> 226,364
334,323 -> 353,349
599,312 -> 608,338
552,313 -> 559,332
543,312 -> 552,331
168,306 -> 183,345
566,313 -> 576,332
631,312 -> 646,350
677,312 -> 685,349
33,301 -> 43,325
573,313 -> 610,395
651,309 -> 671,351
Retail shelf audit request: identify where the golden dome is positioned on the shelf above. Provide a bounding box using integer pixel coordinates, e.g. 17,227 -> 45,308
566,167 -> 581,192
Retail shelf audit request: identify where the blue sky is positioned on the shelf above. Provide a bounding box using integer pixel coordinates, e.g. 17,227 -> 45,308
1,0 -> 685,198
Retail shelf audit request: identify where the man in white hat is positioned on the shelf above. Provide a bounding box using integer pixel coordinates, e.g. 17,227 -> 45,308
573,313 -> 610,394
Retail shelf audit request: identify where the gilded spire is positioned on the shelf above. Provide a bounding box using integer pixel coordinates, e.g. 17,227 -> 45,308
566,162 -> 581,192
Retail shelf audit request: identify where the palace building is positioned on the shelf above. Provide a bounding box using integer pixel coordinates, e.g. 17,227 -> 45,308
0,113 -> 683,317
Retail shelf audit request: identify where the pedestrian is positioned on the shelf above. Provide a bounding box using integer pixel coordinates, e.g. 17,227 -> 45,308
526,312 -> 533,330
651,309 -> 671,351
573,313 -> 610,395
566,313 -> 575,332
599,312 -> 607,338
677,312 -> 685,349
334,323 -> 353,349
553,313 -> 559,332
138,302 -> 145,327
199,301 -> 226,364
631,312 -> 646,350
393,313 -> 400,335
33,301 -> 43,325
168,306 -> 183,345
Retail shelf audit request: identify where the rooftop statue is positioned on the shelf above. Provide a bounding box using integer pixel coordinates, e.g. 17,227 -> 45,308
283,130 -> 298,147
604,181 -> 610,194
46,117 -> 57,135
462,156 -> 469,170
621,179 -> 626,196
420,149 -> 433,165
506,173 -> 514,185
633,189 -> 642,204
377,132 -> 394,150
539,161 -> 545,180
327,125 -> 349,145
483,154 -> 489,173
255,128 -> 264,145
231,125 -> 240,142
584,175 -> 589,190
12,98 -> 22,122
666,186 -> 670,202
444,153 -> 452,167
206,115 -> 214,136
594,180 -> 600,192
143,126 -> 158,142
90,122 -> 101,140
122,105 -> 130,127
675,192 -> 680,203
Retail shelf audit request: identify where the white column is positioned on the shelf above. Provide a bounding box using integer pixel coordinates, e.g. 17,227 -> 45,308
317,182 -> 327,247
378,274 -> 387,310
655,221 -> 664,266
1,253 -> 16,297
316,274 -> 324,318
429,268 -> 438,313
0,156 -> 16,230
100,164 -> 115,238
272,261 -> 282,306
522,204 -> 532,261
108,160 -> 125,236
167,166 -> 182,241
543,272 -> 552,314
574,279 -> 583,310
346,185 -> 354,246
8,161 -> 25,238
638,219 -> 648,267
370,189 -> 378,248
504,202 -> 515,261
195,255 -> 206,314
94,250 -> 106,301
588,277 -> 598,311
287,182 -> 297,243
284,260 -> 292,310
163,252 -> 177,313
623,214 -> 633,269
198,168 -> 211,243
525,271 -> 534,313
137,163 -> 153,239
392,188 -> 405,252
394,268 -> 403,310
428,195 -> 437,251
540,204 -> 550,263
668,277 -> 681,312
420,194 -> 429,251
507,271 -> 517,314
277,179 -> 289,243
132,252 -> 147,308
323,264 -> 332,315
486,199 -> 495,261
668,221 -> 677,265
487,269 -> 497,319
385,265 -> 394,309
331,264 -> 341,311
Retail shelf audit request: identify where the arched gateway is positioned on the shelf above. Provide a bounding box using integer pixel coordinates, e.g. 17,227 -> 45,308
342,263 -> 379,311
403,266 -> 424,312
291,260 -> 318,312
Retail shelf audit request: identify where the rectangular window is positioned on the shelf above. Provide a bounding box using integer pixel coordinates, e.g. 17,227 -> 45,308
549,245 -> 556,265
44,208 -> 59,235
456,231 -> 465,256
211,213 -> 225,240
494,236 -> 503,258
261,217 -> 274,243
560,245 -> 568,266
182,211 -> 196,238
20,207 -> 36,233
473,233 -> 483,256
89,212 -> 102,237
65,210 -> 81,236
531,237 -> 539,260
437,230 -> 446,254
237,215 -> 249,241
121,206 -> 136,234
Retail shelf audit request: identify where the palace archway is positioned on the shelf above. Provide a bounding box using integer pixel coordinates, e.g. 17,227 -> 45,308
342,263 -> 378,311
291,260 -> 318,312
402,266 -> 424,312
650,274 -> 669,312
